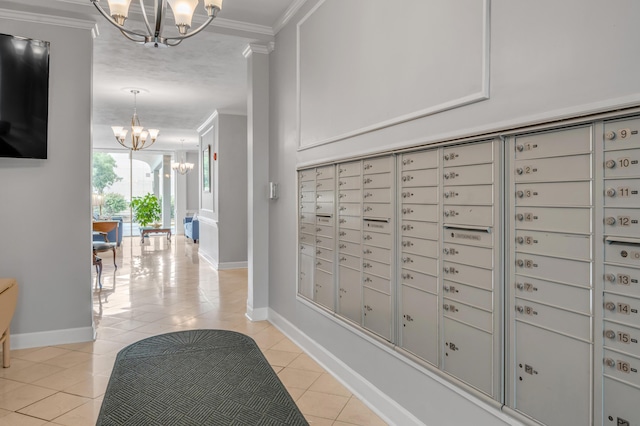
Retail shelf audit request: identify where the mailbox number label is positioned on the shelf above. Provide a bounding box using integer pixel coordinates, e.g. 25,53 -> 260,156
618,332 -> 631,344
617,360 -> 631,373
618,274 -> 631,285
618,303 -> 631,314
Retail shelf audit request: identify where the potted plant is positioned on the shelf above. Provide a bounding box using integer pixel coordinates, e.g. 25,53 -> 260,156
130,193 -> 161,228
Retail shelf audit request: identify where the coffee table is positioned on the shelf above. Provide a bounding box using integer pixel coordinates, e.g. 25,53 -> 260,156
140,227 -> 171,244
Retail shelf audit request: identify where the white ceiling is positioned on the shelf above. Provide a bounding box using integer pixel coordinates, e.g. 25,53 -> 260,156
83,0 -> 299,152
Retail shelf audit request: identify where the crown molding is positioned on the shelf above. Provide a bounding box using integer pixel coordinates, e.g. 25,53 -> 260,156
0,7 -> 97,30
197,110 -> 219,134
273,0 -> 308,34
242,42 -> 275,58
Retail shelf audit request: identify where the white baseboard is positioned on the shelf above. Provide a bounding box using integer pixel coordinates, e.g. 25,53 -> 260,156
11,326 -> 94,350
198,251 -> 218,269
218,261 -> 248,270
267,308 -> 423,426
246,305 -> 269,322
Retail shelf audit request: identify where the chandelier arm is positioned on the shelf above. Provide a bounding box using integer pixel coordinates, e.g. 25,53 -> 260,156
154,0 -> 167,41
90,0 -> 149,39
164,15 -> 215,42
138,0 -> 154,36
115,138 -> 130,150
119,29 -> 147,43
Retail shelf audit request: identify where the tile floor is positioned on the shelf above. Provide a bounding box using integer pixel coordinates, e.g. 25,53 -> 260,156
0,236 -> 387,425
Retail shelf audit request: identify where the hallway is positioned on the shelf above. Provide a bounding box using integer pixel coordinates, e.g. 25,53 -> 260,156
0,236 -> 386,425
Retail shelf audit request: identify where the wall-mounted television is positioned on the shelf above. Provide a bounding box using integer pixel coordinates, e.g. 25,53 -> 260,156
0,33 -> 50,159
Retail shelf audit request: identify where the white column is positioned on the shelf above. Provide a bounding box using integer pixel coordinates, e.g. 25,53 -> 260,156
162,155 -> 172,228
244,43 -> 273,321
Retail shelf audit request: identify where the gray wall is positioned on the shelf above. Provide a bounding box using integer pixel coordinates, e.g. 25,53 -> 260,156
267,0 -> 640,424
0,8 -> 94,347
198,113 -> 248,269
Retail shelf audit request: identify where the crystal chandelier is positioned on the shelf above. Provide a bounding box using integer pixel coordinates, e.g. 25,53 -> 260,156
91,0 -> 224,48
172,140 -> 194,175
112,89 -> 160,151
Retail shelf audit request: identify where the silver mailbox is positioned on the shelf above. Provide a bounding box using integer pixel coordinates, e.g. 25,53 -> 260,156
402,204 -> 439,222
338,203 -> 361,216
362,258 -> 391,279
443,261 -> 493,291
401,150 -> 439,171
338,189 -> 362,203
443,226 -> 494,247
401,268 -> 438,294
442,243 -> 493,269
363,230 -> 392,248
363,172 -> 392,189
401,236 -> 438,258
514,253 -> 591,287
603,293 -> 640,328
442,184 -> 493,205
315,178 -> 335,191
401,253 -> 438,276
363,188 -> 392,203
604,208 -> 640,238
604,148 -> 640,178
443,205 -> 493,227
337,161 -> 361,177
443,280 -> 492,311
363,245 -> 391,264
401,220 -> 439,240
514,127 -> 592,160
514,181 -> 591,207
603,348 -> 640,388
603,377 -> 640,426
402,285 -> 438,365
338,228 -> 361,243
363,203 -> 392,219
363,273 -> 391,294
443,141 -> 494,166
338,215 -> 362,231
400,186 -> 438,204
514,154 -> 591,183
401,168 -> 439,188
442,299 -> 492,333
363,287 -> 392,340
514,206 -> 591,234
514,276 -> 591,315
337,175 -> 361,190
603,264 -> 640,299
514,230 -> 591,260
603,178 -> 640,207
363,156 -> 393,174
605,238 -> 640,268
443,163 -> 494,186
603,320 -> 640,358
338,240 -> 361,257
515,298 -> 590,340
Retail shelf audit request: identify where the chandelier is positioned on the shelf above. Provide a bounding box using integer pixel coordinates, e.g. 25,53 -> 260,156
112,89 -> 160,151
172,140 -> 194,175
91,0 -> 224,48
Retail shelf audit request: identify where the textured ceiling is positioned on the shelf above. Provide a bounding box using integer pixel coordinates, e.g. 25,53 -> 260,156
87,0 -> 298,152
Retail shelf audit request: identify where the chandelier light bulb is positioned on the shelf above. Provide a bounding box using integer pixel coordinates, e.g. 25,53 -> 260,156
148,129 -> 160,141
106,0 -> 132,24
112,89 -> 158,151
168,0 -> 198,33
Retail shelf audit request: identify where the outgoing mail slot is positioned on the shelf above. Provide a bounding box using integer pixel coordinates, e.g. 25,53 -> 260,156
604,149 -> 640,178
402,204 -> 438,222
338,203 -> 360,216
514,206 -> 591,234
401,237 -> 438,258
401,220 -> 439,240
401,253 -> 438,276
514,230 -> 591,261
339,228 -> 361,243
362,230 -> 392,248
363,156 -> 393,174
315,177 -> 335,190
338,253 -> 361,270
603,320 -> 640,359
362,188 -> 391,203
515,298 -> 591,340
339,241 -> 361,257
401,168 -> 439,188
443,280 -> 492,311
442,243 -> 493,269
401,149 -> 439,171
443,163 -> 493,186
316,190 -> 334,204
315,165 -> 335,179
514,126 -> 592,160
604,208 -> 640,238
400,186 -> 438,204
362,259 -> 391,279
338,189 -> 362,203
514,276 -> 591,315
337,175 -> 361,190
443,299 -> 493,333
604,117 -> 640,151
401,268 -> 438,294
514,181 -> 591,207
603,349 -> 640,389
603,377 -> 640,426
443,141 -> 494,166
442,318 -> 494,396
337,161 -> 361,177
514,253 -> 591,287
338,215 -> 361,231
363,219 -> 392,234
514,154 -> 591,183
443,184 -> 493,206
443,261 -> 493,291
603,178 -> 640,207
444,226 -> 493,247
363,245 -> 391,264
603,293 -> 640,327
603,264 -> 640,299
443,205 -> 493,227
317,214 -> 334,227
363,172 -> 392,189
363,273 -> 391,294
363,203 -> 391,219
605,238 -> 640,267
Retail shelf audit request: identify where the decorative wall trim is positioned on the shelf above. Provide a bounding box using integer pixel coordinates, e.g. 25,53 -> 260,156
12,326 -> 94,350
218,261 -> 248,270
242,42 -> 275,58
246,306 -> 268,322
296,0 -> 491,150
197,110 -> 218,134
198,249 -> 218,270
273,0 -> 309,35
0,8 -> 97,31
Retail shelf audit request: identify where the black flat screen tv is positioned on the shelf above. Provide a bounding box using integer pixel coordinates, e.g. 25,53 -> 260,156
0,33 -> 50,159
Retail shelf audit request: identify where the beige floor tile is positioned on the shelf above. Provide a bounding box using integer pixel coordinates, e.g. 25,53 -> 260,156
278,368 -> 323,390
263,349 -> 299,367
31,368 -> 91,392
18,393 -> 89,421
0,412 -> 48,426
42,351 -> 93,370
0,408 -> 8,418
62,375 -> 110,399
336,398 -> 387,426
304,415 -> 334,425
287,387 -> 306,402
42,398 -> 103,426
0,384 -> 56,411
1,363 -> 64,385
288,353 -> 325,373
308,373 -> 352,397
270,337 -> 304,353
17,348 -> 71,364
295,390 -> 350,420
0,378 -> 26,395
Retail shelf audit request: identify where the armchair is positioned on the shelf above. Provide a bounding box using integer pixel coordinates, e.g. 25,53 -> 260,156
184,216 -> 199,243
